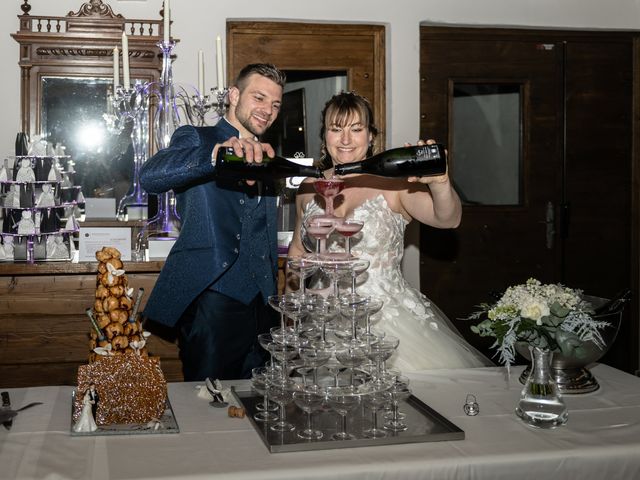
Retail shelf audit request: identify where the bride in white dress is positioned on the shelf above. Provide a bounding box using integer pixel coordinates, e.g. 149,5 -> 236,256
288,92 -> 491,372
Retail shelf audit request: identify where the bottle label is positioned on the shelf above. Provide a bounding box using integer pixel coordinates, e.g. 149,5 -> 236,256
415,145 -> 441,161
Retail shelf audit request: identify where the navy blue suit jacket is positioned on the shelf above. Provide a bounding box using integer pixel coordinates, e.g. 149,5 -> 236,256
139,119 -> 279,327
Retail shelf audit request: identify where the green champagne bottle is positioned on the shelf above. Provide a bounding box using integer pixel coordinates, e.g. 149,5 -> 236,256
214,147 -> 323,180
333,144 -> 447,177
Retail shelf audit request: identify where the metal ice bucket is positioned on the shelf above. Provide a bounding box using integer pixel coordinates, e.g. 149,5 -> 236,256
516,295 -> 624,394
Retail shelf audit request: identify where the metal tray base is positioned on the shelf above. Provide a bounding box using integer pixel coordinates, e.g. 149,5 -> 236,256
233,388 -> 464,453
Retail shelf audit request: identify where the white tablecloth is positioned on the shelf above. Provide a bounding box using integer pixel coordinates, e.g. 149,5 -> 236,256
1,364 -> 640,479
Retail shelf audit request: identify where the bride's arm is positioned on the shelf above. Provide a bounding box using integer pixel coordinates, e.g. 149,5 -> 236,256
398,175 -> 461,228
396,140 -> 461,228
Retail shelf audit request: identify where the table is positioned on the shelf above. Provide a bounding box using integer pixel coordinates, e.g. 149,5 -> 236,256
2,364 -> 640,479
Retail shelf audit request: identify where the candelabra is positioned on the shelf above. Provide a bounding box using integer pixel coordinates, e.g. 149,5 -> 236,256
134,40 -> 181,258
187,86 -> 228,126
112,82 -> 150,221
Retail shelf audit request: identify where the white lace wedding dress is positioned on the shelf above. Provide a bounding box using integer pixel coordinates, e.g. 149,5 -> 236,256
302,194 -> 492,372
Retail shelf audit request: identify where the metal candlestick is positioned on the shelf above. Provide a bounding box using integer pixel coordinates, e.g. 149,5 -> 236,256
186,85 -> 228,126
210,86 -> 229,117
112,82 -> 150,221
189,94 -> 211,127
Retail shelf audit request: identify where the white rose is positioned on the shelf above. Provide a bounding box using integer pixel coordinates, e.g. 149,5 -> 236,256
520,299 -> 550,324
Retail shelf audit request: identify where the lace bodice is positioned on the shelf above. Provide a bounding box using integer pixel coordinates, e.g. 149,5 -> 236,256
303,193 -> 407,277
301,193 -> 491,371
302,194 -> 433,322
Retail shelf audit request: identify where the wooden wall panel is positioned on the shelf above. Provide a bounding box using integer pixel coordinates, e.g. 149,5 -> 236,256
0,263 -> 183,387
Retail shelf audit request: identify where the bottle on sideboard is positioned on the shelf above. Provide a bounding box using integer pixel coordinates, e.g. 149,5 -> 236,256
333,144 -> 447,178
15,132 -> 29,156
214,147 -> 323,180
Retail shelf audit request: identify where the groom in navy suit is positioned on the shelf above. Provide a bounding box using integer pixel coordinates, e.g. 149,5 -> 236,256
140,64 -> 285,381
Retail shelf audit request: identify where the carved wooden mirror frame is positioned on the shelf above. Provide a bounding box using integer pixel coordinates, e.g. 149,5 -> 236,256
12,0 -> 165,138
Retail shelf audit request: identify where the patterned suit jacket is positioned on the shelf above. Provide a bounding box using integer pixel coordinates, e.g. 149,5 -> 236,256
139,119 -> 279,327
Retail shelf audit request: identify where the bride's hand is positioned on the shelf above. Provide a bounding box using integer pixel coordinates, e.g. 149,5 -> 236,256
404,139 -> 450,185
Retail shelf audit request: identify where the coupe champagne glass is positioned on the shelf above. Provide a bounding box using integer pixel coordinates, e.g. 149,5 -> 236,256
299,343 -> 332,391
367,335 -> 400,382
280,294 -> 306,338
321,258 -> 355,299
335,342 -> 368,386
267,294 -> 286,332
362,388 -> 391,438
383,375 -> 412,432
326,385 -> 361,440
361,297 -> 383,342
312,297 -> 339,347
251,366 -> 279,421
266,379 -> 296,432
268,342 -> 298,382
257,333 -> 279,376
313,177 -> 345,218
293,388 -> 325,440
305,216 -> 336,256
338,295 -> 369,344
287,256 -> 318,295
348,258 -> 370,295
334,218 -> 364,258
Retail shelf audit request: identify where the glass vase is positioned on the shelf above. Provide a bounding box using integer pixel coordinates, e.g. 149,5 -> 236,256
515,345 -> 568,429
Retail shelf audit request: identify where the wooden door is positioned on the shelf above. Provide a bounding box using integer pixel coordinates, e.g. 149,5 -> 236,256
419,27 -> 637,372
226,21 -> 386,150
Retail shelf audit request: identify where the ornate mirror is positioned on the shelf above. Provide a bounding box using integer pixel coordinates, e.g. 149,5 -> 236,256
12,0 -> 165,204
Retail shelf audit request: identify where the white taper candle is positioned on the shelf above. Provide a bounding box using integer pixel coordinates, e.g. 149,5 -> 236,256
113,46 -> 119,90
216,35 -> 224,88
121,32 -> 130,89
163,0 -> 170,43
198,50 -> 205,95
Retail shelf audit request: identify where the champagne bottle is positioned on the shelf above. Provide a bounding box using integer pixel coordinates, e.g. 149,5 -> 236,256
333,144 -> 447,178
15,132 -> 29,157
593,288 -> 631,316
214,147 -> 323,180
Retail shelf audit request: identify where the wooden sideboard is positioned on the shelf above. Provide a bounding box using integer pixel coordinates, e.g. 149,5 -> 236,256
0,257 -> 287,388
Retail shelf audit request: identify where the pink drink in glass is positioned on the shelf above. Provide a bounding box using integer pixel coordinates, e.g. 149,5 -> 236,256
306,218 -> 335,254
335,221 -> 363,237
335,219 -> 364,256
313,178 -> 345,216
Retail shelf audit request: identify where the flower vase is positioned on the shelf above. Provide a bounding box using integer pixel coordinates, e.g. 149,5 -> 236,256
515,346 -> 568,429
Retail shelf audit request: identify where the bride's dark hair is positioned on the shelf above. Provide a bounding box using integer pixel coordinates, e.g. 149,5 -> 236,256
318,91 -> 378,170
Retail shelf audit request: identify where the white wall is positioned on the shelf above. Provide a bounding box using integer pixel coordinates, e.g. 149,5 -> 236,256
2,0 -> 639,287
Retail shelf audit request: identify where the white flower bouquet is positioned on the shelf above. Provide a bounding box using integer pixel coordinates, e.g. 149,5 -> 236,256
468,278 -> 611,367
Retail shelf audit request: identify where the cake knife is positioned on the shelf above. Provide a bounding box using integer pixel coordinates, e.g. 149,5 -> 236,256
1,391 -> 11,430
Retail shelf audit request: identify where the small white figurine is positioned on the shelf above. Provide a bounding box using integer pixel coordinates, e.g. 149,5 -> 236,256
46,234 -> 69,260
27,135 -> 47,157
2,236 -> 14,260
0,158 -> 9,182
73,383 -> 99,433
4,184 -> 20,208
64,214 -> 78,232
47,162 -> 61,182
17,210 -> 36,235
36,183 -> 56,208
15,158 -> 35,183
